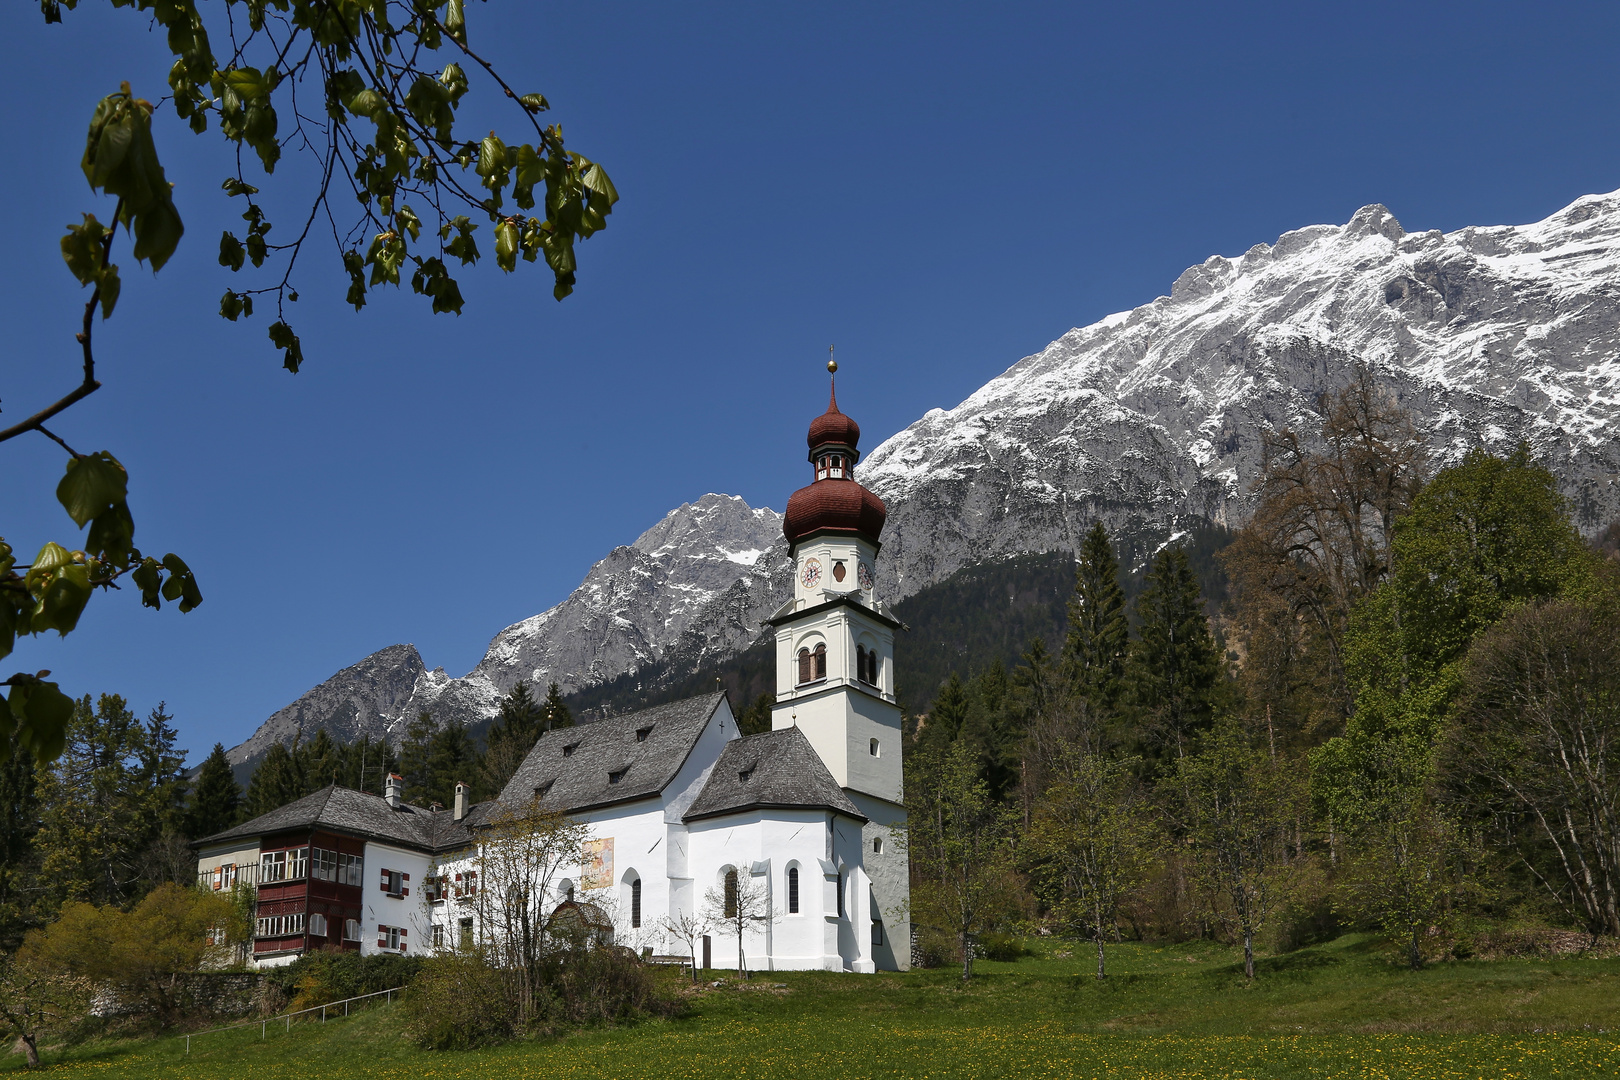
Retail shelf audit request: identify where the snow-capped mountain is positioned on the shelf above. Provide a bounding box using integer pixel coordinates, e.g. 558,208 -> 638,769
229,190 -> 1620,761
861,193 -> 1620,598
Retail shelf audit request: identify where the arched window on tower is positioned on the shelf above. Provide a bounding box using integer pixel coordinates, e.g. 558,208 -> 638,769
813,643 -> 827,680
868,647 -> 880,686
797,648 -> 812,685
856,644 -> 867,683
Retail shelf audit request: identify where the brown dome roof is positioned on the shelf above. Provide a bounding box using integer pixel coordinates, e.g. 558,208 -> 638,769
807,386 -> 860,456
784,478 -> 887,546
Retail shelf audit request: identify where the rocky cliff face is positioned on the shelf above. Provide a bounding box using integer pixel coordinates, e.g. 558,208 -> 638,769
226,643 -> 428,765
860,193 -> 1620,600
229,190 -> 1620,760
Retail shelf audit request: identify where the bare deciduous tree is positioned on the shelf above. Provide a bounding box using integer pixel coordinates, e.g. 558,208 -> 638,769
1224,364 -> 1426,732
472,798 -> 589,1026
702,866 -> 776,979
1027,751 -> 1157,979
1458,597 -> 1620,935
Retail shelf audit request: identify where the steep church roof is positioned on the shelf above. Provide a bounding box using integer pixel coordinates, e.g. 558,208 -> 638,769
192,784 -> 480,855
683,726 -> 865,823
494,691 -> 729,816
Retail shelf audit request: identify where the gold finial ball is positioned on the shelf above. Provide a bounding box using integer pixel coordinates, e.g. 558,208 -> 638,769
827,358 -> 838,374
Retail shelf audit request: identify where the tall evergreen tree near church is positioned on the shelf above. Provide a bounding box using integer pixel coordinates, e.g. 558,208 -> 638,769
186,744 -> 242,840
1128,545 -> 1221,771
542,681 -> 574,731
1064,523 -> 1129,706
480,681 -> 550,798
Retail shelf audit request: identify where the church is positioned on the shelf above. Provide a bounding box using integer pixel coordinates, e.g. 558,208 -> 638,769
194,368 -> 910,973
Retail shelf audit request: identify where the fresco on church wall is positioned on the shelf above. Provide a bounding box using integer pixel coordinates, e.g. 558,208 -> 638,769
582,837 -> 615,890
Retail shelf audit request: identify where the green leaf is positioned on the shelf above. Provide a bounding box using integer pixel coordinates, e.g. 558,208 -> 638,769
220,290 -> 244,321
219,231 -> 246,271
8,679 -> 74,763
495,219 -> 519,273
161,553 -> 202,613
221,177 -> 259,198
56,452 -> 128,528
347,89 -> 385,118
97,263 -> 120,320
132,557 -> 163,610
268,321 -> 303,373
60,214 -> 107,286
444,0 -> 466,43
476,134 -> 509,197
33,562 -> 91,635
85,502 -> 136,569
517,93 -> 549,113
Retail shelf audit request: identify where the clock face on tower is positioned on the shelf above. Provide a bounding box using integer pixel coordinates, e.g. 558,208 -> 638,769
858,560 -> 874,590
800,558 -> 822,589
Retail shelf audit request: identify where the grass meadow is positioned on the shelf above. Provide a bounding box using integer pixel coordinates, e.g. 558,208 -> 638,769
10,934 -> 1620,1079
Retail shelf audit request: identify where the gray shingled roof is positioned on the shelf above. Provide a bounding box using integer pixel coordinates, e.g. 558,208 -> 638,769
499,692 -> 727,814
683,726 -> 865,823
192,784 -> 480,855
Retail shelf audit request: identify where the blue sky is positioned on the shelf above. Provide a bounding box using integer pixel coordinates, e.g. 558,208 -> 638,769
5,1 -> 1619,761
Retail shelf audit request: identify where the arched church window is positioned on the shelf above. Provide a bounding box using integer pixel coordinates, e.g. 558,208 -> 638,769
856,644 -> 867,681
723,869 -> 738,919
630,877 -> 642,928
813,643 -> 827,680
797,648 -> 812,685
836,871 -> 845,918
787,866 -> 799,914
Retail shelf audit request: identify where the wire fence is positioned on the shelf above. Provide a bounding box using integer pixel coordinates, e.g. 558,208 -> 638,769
182,985 -> 405,1055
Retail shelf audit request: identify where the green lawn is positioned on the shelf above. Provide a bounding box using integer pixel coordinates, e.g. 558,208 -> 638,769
12,935 -> 1620,1078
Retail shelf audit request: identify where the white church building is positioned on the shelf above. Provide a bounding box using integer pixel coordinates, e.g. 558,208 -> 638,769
196,374 -> 909,972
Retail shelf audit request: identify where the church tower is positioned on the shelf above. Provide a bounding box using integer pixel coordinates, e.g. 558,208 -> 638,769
768,359 -> 907,967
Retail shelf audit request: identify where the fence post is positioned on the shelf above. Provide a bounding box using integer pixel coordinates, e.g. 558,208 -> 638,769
261,1019 -> 266,1039
185,1035 -> 190,1056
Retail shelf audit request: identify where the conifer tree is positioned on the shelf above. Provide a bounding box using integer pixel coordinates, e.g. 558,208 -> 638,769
302,728 -> 342,791
737,692 -> 774,736
399,711 -> 442,805
962,663 -> 1020,803
922,672 -> 971,756
1064,523 -> 1129,706
0,740 -> 41,950
135,703 -> 189,838
243,741 -> 304,819
186,744 -> 242,840
542,682 -> 575,731
34,695 -> 158,909
481,682 -> 547,798
1127,545 -> 1221,769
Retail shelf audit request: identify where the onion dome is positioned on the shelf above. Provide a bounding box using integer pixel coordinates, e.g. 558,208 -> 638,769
784,479 -> 887,546
784,374 -> 887,546
807,386 -> 861,458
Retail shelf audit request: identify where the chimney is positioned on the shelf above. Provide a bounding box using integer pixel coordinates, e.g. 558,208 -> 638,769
385,773 -> 404,809
453,781 -> 469,822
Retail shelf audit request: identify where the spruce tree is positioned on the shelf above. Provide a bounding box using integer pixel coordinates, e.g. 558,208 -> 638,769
186,744 -> 242,839
1127,545 -> 1221,770
479,682 -> 548,798
136,703 -> 189,838
399,711 -> 442,805
922,672 -> 971,757
243,741 -> 304,818
0,738 -> 41,950
1065,523 -> 1129,706
737,692 -> 774,736
542,681 -> 574,731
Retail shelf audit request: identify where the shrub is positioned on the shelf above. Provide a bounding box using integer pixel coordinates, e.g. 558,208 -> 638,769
263,951 -> 421,1013
977,933 -> 1029,962
20,884 -> 237,1027
405,951 -> 517,1050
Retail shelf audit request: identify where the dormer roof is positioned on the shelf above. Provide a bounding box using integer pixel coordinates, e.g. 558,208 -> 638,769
490,691 -> 729,817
